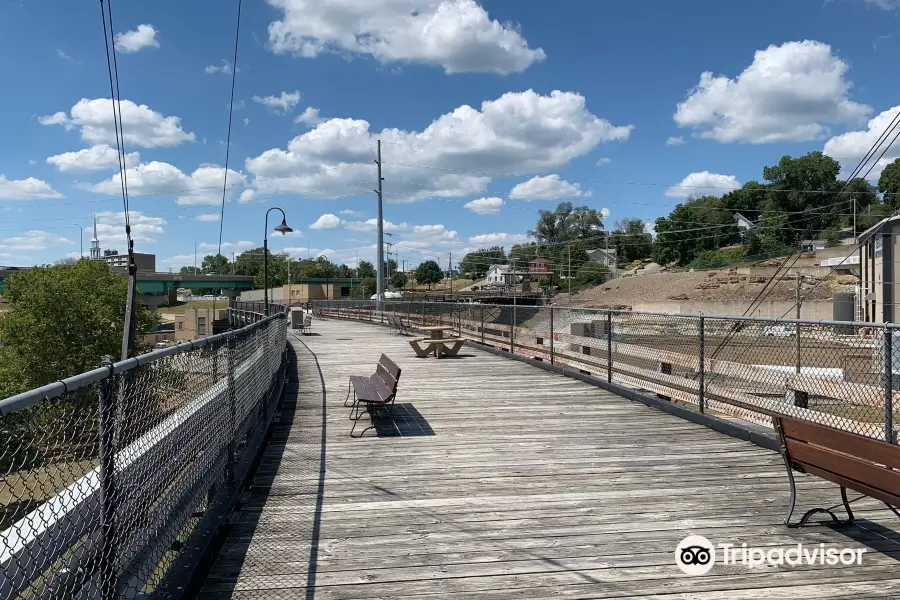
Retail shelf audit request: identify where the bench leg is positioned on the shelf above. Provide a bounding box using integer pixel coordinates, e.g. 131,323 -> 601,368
783,457 -> 855,528
344,378 -> 354,407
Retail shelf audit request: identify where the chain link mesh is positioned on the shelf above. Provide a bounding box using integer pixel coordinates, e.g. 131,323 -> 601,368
0,312 -> 288,599
316,300 -> 899,443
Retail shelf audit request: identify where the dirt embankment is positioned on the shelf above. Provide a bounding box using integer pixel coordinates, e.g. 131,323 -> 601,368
567,270 -> 855,308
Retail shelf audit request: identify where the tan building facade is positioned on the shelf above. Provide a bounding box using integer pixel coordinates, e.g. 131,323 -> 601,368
173,308 -> 229,341
859,215 -> 900,323
240,279 -> 357,305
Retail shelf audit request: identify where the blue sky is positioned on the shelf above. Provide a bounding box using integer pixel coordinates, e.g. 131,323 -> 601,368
1,0 -> 899,271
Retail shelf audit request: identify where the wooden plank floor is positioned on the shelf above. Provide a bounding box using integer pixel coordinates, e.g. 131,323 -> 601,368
198,319 -> 900,599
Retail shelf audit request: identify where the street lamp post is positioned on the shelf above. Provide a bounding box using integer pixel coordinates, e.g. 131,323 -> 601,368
264,207 -> 293,316
74,224 -> 83,258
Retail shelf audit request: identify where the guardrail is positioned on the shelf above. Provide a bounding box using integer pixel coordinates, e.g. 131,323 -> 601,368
313,300 -> 899,443
229,300 -> 289,326
0,311 -> 289,599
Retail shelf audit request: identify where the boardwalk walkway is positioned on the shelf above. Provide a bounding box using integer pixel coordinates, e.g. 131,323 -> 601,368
198,319 -> 900,599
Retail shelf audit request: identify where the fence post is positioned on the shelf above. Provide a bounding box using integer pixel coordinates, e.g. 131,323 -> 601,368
225,334 -> 238,482
886,324 -> 894,443
98,359 -> 117,600
549,305 -> 555,365
481,304 -> 485,345
510,304 -> 515,354
607,311 -> 613,383
698,316 -> 705,414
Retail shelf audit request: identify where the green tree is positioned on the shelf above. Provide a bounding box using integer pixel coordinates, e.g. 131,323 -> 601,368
234,247 -> 268,277
652,196 -> 737,265
0,260 -> 158,398
337,263 -> 354,278
611,218 -> 653,263
389,271 -> 408,289
568,206 -> 605,239
762,151 -> 842,236
509,242 -> 539,265
201,253 -> 229,275
180,266 -> 201,274
415,260 -> 444,289
253,252 -> 290,288
351,277 -> 377,298
529,202 -> 574,243
574,261 -> 608,286
460,246 -> 506,279
357,260 -> 376,279
878,158 -> 900,209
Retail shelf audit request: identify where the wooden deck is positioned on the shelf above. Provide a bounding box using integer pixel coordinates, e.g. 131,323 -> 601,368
198,319 -> 900,599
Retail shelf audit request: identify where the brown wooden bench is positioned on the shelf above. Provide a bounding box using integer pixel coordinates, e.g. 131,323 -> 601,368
345,354 -> 402,437
774,415 -> 900,528
386,313 -> 410,336
408,337 -> 464,358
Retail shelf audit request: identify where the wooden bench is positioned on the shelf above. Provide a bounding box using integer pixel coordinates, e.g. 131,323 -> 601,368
344,354 -> 402,437
408,337 -> 464,358
386,313 -> 410,336
774,415 -> 900,528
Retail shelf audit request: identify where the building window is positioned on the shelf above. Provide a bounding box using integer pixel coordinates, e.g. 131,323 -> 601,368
197,316 -> 206,336
177,322 -> 183,330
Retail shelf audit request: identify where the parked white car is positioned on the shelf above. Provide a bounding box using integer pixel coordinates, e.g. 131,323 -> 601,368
763,325 -> 796,338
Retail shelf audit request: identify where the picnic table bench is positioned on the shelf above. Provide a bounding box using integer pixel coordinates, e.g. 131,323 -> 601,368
345,354 -> 402,437
774,415 -> 900,527
407,337 -> 464,358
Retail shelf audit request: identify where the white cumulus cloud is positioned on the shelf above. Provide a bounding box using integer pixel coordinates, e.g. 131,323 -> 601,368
824,105 -> 900,180
46,144 -> 140,172
0,175 -> 63,200
265,0 -> 546,75
467,232 -> 529,245
665,136 -> 685,146
252,90 -> 301,113
195,213 -> 221,222
114,24 -> 159,53
295,107 -> 323,126
509,174 -> 589,201
94,210 -> 166,244
205,60 -> 233,75
39,98 -> 195,148
89,161 -> 247,205
464,197 -> 504,215
674,40 -> 870,143
0,230 -> 73,252
665,171 -> 741,198
596,157 -> 611,166
199,240 -> 254,252
246,89 -> 632,202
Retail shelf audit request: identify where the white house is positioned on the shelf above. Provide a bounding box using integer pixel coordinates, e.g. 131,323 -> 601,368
733,212 -> 758,232
586,248 -> 617,268
485,264 -> 513,285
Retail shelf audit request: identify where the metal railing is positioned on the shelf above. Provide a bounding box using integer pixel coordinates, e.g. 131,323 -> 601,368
228,300 -> 289,326
314,300 -> 900,442
0,311 -> 289,599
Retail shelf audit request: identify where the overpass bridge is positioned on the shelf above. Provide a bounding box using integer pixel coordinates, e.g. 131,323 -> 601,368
0,268 -> 254,296
3,302 -> 900,598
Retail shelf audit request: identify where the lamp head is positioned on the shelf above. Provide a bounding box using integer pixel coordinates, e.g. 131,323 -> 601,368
274,219 -> 293,235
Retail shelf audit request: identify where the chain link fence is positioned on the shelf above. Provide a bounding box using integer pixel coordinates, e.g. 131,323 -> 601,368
314,300 -> 899,443
0,311 -> 288,600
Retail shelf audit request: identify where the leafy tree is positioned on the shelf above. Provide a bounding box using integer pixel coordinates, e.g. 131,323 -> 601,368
296,256 -> 337,279
529,202 -> 574,243
762,151 -> 842,235
55,257 -> 79,266
721,181 -> 769,215
382,258 -> 398,279
878,158 -> 900,209
460,246 -> 506,279
855,200 -> 893,234
574,261 -> 608,286
611,218 -> 653,263
652,196 -> 737,265
201,253 -> 229,275
758,201 -> 792,247
357,260 -> 376,279
180,266 -> 201,274
568,206 -> 605,239
509,242 -> 539,265
0,260 -> 158,398
351,277 -> 377,298
337,264 -> 354,278
253,252 -> 290,288
415,260 -> 444,289
389,271 -> 408,289
234,247 -> 267,277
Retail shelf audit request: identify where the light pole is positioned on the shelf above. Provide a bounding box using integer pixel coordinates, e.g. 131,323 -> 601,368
74,224 -> 83,258
263,207 -> 293,316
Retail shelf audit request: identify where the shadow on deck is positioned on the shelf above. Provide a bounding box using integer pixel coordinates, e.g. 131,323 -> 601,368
197,320 -> 900,600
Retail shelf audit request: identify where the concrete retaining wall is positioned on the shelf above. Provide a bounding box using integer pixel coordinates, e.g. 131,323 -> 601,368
631,300 -> 834,320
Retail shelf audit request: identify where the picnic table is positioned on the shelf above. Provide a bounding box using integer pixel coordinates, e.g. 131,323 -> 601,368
408,326 -> 463,358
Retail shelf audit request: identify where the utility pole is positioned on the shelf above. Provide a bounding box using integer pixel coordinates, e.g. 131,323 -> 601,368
796,274 -> 802,374
287,258 -> 291,306
194,241 -> 197,273
567,243 -> 572,304
449,253 -> 453,294
853,198 -> 857,243
231,252 -> 235,275
374,139 -> 385,304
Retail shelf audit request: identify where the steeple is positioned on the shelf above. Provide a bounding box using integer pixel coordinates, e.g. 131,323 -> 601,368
90,213 -> 101,260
